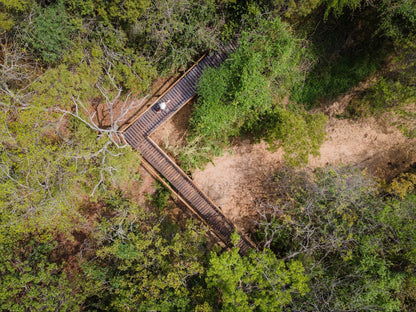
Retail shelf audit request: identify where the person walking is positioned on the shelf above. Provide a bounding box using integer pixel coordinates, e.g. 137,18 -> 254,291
158,99 -> 170,112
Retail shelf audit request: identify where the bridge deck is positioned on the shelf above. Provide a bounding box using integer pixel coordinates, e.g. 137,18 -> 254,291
123,44 -> 255,254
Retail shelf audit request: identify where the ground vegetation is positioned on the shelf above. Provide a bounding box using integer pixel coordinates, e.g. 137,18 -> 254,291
1,0 -> 416,311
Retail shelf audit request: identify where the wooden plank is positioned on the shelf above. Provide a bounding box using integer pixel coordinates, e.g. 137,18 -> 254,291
140,158 -> 231,249
146,137 -> 257,250
147,95 -> 196,136
122,46 -> 256,254
121,53 -> 207,133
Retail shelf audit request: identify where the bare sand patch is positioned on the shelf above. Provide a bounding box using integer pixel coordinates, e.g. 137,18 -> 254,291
192,112 -> 416,230
309,116 -> 416,178
141,82 -> 416,231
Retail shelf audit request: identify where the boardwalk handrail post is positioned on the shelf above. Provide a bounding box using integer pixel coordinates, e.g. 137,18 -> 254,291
123,45 -> 256,254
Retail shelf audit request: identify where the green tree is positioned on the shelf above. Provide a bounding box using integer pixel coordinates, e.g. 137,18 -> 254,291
132,0 -> 222,73
187,16 -> 324,168
255,166 -> 412,311
83,194 -> 207,311
206,234 -> 309,311
24,1 -> 80,64
259,108 -> 327,166
0,231 -> 91,311
193,16 -> 308,139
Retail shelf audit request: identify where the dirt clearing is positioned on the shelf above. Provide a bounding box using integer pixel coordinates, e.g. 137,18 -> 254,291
145,89 -> 416,231
192,110 -> 416,230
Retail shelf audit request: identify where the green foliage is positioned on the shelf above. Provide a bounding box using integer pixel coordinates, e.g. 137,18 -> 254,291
274,0 -> 323,19
175,136 -> 225,172
287,0 -> 415,107
276,0 -> 416,39
0,107 -> 82,233
373,194 -> 416,309
347,78 -> 409,118
83,195 -> 207,311
105,145 -> 141,188
275,0 -> 363,20
83,24 -> 157,93
24,1 -> 80,64
163,134 -> 225,172
292,7 -> 384,106
152,182 -> 171,210
0,0 -> 32,31
220,0 -> 268,39
0,0 -> 30,11
206,247 -> 309,311
0,66 -> 141,233
377,194 -> 416,267
3,1 -> 416,310
132,0 -> 222,73
0,11 -> 14,31
31,62 -> 100,109
266,166 -> 379,258
64,0 -> 94,16
188,16 -> 322,168
386,172 -> 416,199
61,32 -> 156,94
257,166 -> 414,310
0,234 -> 89,311
293,54 -> 379,106
259,108 -> 327,166
91,0 -> 150,23
345,37 -> 416,136
323,0 -> 362,19
378,0 -> 416,38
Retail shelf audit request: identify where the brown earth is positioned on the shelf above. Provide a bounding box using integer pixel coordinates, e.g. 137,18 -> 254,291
150,90 -> 416,231
151,98 -> 194,148
91,73 -> 181,131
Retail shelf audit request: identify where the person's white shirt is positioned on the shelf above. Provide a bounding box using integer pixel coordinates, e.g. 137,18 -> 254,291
159,100 -> 170,111
159,102 -> 166,110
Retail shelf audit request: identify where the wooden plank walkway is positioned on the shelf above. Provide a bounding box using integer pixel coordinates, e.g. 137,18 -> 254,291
123,44 -> 256,255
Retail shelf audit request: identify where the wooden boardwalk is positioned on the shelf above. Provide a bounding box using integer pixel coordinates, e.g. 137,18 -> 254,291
123,45 -> 256,255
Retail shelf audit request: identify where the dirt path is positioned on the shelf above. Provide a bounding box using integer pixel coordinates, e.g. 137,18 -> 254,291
191,112 -> 416,231
309,116 -> 416,178
148,88 -> 416,230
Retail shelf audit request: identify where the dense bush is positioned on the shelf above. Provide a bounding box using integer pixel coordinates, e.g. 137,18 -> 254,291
257,166 -> 416,311
24,1 -> 80,64
1,0 -> 416,310
187,16 -> 326,168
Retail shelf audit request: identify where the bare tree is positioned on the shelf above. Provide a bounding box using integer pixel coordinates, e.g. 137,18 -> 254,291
254,200 -> 286,249
57,68 -> 147,195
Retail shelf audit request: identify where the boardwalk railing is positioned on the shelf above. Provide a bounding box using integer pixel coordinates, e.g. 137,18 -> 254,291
123,44 -> 256,254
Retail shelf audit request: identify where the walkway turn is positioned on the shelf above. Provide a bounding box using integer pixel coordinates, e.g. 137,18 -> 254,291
123,44 -> 256,255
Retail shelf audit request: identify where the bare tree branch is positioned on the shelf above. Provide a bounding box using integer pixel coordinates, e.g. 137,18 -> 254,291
55,68 -> 147,195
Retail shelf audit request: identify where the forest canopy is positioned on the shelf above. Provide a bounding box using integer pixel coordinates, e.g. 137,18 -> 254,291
1,0 -> 416,311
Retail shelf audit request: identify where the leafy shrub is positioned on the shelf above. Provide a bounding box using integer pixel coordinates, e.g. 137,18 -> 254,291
0,0 -> 31,31
152,182 -> 171,210
345,37 -> 416,127
293,55 -> 379,106
260,109 -> 327,166
186,16 -> 321,169
291,6 -> 386,107
25,1 -> 80,64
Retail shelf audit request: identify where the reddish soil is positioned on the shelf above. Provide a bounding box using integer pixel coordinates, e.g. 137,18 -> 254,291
151,99 -> 194,148
149,88 -> 416,232
91,73 -> 181,131
128,166 -> 158,207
